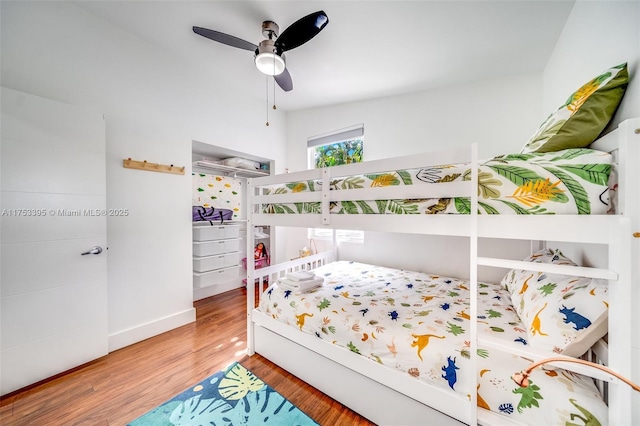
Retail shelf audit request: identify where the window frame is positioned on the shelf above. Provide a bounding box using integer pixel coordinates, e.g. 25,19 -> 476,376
307,125 -> 365,244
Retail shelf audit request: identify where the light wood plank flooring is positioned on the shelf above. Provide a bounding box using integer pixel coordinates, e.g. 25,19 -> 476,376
0,288 -> 374,426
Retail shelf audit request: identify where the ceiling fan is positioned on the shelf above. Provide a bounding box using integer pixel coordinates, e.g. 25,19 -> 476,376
193,10 -> 329,92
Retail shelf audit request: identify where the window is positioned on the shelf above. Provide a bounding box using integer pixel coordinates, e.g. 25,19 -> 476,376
312,138 -> 363,168
307,125 -> 365,244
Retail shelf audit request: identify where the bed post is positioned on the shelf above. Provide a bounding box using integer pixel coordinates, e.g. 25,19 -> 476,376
628,118 -> 640,426
247,178 -> 256,355
607,217 -> 632,424
469,142 -> 479,425
610,118 -> 640,424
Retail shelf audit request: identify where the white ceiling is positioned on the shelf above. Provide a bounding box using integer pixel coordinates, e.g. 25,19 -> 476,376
75,1 -> 575,112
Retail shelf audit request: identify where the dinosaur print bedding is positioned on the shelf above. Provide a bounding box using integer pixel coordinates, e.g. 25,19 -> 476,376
258,261 -> 608,425
260,148 -> 612,215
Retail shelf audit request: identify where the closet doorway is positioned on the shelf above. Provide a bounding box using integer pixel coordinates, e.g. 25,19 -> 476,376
191,141 -> 273,301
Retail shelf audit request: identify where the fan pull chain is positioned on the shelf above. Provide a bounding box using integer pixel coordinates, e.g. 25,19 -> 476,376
265,75 -> 269,126
272,54 -> 277,111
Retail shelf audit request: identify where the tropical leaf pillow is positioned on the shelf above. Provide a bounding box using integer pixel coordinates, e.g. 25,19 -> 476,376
521,63 -> 628,153
501,248 -> 608,357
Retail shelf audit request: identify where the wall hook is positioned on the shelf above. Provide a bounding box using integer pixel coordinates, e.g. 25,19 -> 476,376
123,158 -> 185,175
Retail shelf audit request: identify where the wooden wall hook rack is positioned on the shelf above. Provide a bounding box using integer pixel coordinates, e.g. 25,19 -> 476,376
123,158 -> 185,175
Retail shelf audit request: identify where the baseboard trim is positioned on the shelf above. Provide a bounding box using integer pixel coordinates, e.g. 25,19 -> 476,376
108,308 -> 196,352
193,280 -> 244,301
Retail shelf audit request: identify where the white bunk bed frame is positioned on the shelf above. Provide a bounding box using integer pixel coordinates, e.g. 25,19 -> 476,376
245,118 -> 639,425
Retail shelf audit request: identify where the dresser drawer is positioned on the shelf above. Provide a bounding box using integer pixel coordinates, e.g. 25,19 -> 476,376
193,265 -> 241,288
192,225 -> 241,241
193,238 -> 241,256
193,251 -> 240,273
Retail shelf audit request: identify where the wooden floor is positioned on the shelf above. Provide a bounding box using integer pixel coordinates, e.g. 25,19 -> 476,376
0,288 -> 375,426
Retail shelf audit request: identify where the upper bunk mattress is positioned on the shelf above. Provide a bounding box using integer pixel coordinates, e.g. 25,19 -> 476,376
261,148 -> 612,215
258,261 -> 608,425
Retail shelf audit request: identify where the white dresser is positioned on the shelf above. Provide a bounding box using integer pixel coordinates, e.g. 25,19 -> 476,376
192,223 -> 242,292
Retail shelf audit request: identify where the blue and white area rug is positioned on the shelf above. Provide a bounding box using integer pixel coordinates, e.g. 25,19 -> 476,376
128,361 -> 318,425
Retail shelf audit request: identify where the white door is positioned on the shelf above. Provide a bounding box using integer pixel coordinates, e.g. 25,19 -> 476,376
0,87 -> 108,394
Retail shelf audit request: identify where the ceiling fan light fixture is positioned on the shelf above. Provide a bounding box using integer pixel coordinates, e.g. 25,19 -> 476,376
255,52 -> 286,75
194,10 -> 328,92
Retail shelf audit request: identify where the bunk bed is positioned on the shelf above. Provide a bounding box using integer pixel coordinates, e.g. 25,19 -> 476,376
245,117 -> 639,425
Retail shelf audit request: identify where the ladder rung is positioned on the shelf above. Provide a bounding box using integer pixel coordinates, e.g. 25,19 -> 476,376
478,336 -> 617,383
477,257 -> 617,280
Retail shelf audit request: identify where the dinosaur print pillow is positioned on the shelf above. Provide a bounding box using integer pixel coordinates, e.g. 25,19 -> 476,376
501,248 -> 608,357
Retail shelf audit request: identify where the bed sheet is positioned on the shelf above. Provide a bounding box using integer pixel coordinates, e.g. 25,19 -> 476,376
261,148 -> 612,215
258,261 -> 608,425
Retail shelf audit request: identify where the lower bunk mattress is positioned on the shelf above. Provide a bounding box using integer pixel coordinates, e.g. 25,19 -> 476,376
258,261 -> 608,425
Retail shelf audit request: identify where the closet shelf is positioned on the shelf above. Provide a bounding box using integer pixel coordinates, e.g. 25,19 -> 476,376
193,160 -> 269,178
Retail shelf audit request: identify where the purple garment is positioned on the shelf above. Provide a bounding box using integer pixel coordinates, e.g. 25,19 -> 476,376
192,206 -> 233,224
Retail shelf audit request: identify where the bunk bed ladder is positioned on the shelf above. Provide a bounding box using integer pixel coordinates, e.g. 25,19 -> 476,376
472,118 -> 639,425
475,219 -> 632,425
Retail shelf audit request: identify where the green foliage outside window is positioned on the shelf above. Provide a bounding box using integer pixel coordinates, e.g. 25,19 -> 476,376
314,138 -> 363,168
309,136 -> 365,243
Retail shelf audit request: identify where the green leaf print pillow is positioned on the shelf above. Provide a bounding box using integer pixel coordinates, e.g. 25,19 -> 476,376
521,63 -> 628,153
501,249 -> 608,357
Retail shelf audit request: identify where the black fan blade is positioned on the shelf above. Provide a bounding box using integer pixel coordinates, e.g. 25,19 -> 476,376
274,68 -> 293,92
193,26 -> 257,51
275,11 -> 328,52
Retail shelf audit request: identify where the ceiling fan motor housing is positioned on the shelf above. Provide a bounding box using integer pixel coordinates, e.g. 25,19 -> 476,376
261,21 -> 279,39
256,39 -> 282,57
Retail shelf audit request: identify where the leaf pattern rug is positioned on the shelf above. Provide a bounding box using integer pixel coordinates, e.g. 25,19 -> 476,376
128,362 -> 318,426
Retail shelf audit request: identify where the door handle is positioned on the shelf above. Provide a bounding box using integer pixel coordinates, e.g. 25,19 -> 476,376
81,246 -> 103,256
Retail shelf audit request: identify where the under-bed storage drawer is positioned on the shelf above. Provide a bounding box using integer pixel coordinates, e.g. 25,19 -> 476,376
192,225 -> 241,241
193,265 -> 241,288
193,251 -> 240,272
193,238 -> 241,257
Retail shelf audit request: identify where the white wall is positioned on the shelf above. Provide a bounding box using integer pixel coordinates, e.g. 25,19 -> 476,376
540,2 -> 640,422
0,2 -> 287,353
287,73 -> 544,166
284,73 -> 544,281
541,0 -> 639,278
543,1 -> 639,124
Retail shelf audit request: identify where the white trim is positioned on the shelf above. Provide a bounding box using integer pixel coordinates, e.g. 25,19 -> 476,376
108,308 -> 196,352
307,123 -> 364,148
